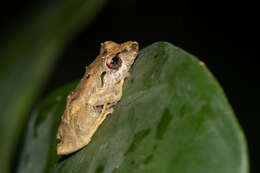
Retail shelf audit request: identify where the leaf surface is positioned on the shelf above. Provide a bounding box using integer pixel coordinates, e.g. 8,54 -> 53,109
17,42 -> 248,173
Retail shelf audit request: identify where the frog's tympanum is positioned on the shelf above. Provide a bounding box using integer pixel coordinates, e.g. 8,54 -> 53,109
56,41 -> 139,155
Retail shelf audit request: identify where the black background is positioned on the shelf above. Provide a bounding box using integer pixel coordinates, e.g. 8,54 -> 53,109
0,0 -> 258,172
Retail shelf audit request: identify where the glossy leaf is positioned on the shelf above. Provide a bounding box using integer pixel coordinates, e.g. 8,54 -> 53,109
17,42 -> 249,173
0,0 -> 107,172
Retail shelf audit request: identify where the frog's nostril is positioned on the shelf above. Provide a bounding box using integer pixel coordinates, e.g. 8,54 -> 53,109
130,42 -> 138,51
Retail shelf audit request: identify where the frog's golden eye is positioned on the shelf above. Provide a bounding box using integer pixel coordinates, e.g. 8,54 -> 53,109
107,55 -> 122,69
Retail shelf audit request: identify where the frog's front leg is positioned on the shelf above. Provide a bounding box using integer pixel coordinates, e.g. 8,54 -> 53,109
87,79 -> 125,106
101,97 -> 113,116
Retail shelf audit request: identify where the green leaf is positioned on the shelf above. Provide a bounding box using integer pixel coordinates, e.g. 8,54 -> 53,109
17,42 -> 249,173
0,0 -> 107,172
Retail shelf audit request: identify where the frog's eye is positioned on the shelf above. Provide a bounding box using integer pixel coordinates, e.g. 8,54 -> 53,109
107,55 -> 122,69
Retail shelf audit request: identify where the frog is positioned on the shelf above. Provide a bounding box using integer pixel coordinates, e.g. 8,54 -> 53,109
56,41 -> 139,155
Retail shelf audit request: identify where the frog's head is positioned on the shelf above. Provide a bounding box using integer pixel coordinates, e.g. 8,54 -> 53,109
100,41 -> 139,83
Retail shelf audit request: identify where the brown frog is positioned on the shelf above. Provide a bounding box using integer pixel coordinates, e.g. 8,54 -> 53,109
56,41 -> 139,155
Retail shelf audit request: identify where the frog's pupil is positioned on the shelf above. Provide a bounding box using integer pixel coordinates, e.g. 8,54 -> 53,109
111,56 -> 119,65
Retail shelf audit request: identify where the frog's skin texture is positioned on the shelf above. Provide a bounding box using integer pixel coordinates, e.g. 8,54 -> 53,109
56,41 -> 139,155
